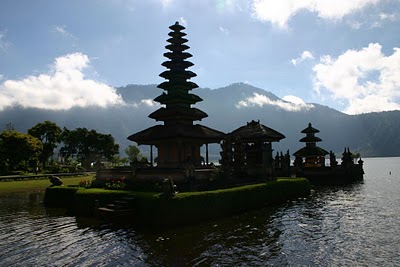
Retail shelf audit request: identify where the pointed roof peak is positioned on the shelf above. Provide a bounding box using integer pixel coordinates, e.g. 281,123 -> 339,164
170,21 -> 185,31
301,122 -> 320,134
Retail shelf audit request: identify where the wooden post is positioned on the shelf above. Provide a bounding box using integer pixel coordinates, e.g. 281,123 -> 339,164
206,143 -> 209,166
150,145 -> 153,167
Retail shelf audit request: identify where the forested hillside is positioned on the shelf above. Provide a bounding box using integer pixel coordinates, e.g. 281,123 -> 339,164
1,83 -> 399,158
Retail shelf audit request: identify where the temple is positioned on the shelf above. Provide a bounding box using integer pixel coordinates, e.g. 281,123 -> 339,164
95,22 -> 363,190
293,123 -> 329,168
128,22 -> 225,168
224,120 -> 285,180
275,123 -> 364,185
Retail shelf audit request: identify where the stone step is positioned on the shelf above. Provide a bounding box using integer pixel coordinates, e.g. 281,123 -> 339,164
97,207 -> 115,213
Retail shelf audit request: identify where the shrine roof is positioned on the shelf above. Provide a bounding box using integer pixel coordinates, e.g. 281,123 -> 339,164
293,146 -> 329,157
301,123 -> 320,134
299,136 -> 323,143
128,124 -> 225,145
229,120 -> 285,142
149,107 -> 207,121
153,92 -> 203,105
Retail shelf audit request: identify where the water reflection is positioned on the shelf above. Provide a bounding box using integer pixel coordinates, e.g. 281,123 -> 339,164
1,158 -> 400,266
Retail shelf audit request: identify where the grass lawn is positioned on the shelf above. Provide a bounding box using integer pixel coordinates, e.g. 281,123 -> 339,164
0,175 -> 94,194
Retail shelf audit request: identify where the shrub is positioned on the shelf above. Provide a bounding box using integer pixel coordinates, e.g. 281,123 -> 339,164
104,177 -> 126,190
78,177 -> 95,188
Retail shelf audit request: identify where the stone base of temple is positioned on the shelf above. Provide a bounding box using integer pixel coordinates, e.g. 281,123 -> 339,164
275,164 -> 364,185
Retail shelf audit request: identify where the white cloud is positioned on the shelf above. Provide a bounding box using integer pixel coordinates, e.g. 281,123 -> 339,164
371,12 -> 399,28
282,95 -> 307,105
237,92 -> 314,111
179,17 -> 187,27
54,25 -> 77,40
291,50 -> 314,65
312,43 -> 400,114
140,99 -> 157,107
252,0 -> 380,28
0,30 -> 11,52
161,0 -> 172,8
0,53 -> 124,110
219,26 -> 230,35
379,12 -> 398,21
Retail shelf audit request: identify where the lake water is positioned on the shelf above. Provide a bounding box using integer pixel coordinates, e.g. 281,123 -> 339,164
0,157 -> 399,266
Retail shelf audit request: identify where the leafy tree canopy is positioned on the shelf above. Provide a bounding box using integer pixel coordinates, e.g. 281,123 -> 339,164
124,145 -> 144,163
0,130 -> 43,172
28,120 -> 62,168
60,127 -> 119,170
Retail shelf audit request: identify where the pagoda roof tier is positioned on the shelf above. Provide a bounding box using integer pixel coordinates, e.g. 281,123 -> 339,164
149,107 -> 207,121
159,70 -> 197,80
229,120 -> 285,143
293,146 -> 329,157
169,21 -> 185,31
158,81 -> 199,91
163,52 -> 192,60
299,136 -> 323,143
128,124 -> 225,145
154,92 -> 203,105
161,60 -> 193,70
301,123 -> 320,134
165,44 -> 190,52
167,37 -> 188,45
168,31 -> 186,38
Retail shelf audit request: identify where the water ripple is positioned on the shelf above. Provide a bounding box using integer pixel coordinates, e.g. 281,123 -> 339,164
1,158 -> 400,266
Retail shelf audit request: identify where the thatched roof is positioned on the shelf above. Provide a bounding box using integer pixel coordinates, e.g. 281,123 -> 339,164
299,136 -> 322,143
229,120 -> 285,142
128,124 -> 225,145
293,146 -> 329,157
301,123 -> 320,134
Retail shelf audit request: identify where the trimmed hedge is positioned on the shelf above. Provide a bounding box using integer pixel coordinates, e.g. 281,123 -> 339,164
135,178 -> 310,226
44,178 -> 310,226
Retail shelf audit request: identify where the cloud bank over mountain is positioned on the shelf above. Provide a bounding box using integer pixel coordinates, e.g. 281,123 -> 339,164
236,92 -> 314,112
0,53 -> 123,111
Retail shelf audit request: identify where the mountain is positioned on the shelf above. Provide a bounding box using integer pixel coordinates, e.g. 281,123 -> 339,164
1,83 -> 399,158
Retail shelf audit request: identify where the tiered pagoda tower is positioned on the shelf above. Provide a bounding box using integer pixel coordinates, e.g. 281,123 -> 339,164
128,22 -> 225,168
293,123 -> 329,167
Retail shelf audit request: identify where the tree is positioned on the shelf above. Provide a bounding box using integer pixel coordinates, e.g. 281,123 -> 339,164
28,121 -> 62,169
60,127 -> 119,170
0,130 -> 43,172
124,145 -> 144,163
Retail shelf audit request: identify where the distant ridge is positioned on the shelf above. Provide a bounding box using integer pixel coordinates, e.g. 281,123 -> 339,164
1,83 -> 400,157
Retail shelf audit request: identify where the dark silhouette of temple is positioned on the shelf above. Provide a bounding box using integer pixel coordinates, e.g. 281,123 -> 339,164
123,22 -> 286,189
293,123 -> 329,168
275,123 -> 364,185
96,22 -> 363,190
128,22 -> 225,169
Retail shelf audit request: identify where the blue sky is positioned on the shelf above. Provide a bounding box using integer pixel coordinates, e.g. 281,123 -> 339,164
0,0 -> 399,114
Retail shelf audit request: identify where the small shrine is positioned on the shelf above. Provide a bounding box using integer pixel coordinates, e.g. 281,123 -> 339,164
220,120 -> 285,181
293,123 -> 329,168
275,122 -> 364,185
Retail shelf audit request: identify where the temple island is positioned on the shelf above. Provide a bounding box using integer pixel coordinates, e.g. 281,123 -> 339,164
45,22 -> 363,226
96,22 -> 363,189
